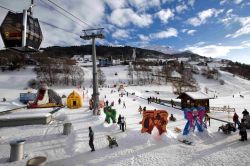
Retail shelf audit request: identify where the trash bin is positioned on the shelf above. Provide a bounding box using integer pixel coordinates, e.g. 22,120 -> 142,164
63,123 -> 72,135
26,156 -> 47,166
9,139 -> 26,162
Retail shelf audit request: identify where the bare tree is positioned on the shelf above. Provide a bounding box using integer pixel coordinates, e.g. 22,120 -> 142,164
128,64 -> 134,85
97,67 -> 106,86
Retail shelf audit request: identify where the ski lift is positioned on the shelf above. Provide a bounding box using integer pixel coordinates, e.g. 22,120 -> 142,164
0,1 -> 43,52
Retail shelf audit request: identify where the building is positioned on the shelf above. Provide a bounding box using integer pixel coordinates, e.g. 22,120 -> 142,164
98,58 -> 112,67
177,91 -> 213,111
84,55 -> 92,62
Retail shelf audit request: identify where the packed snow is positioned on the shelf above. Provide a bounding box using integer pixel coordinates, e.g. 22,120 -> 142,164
0,64 -> 250,166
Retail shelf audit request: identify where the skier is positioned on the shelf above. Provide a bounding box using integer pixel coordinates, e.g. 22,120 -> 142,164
88,127 -> 95,152
233,112 -> 240,128
239,119 -> 247,141
121,116 -> 126,132
118,98 -> 121,105
117,114 -> 122,130
138,106 -> 143,114
123,101 -> 126,108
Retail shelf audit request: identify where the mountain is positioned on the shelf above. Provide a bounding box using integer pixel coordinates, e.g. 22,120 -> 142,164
141,45 -> 179,55
37,45 -> 174,59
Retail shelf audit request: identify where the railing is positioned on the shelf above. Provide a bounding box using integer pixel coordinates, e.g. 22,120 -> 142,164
209,106 -> 235,113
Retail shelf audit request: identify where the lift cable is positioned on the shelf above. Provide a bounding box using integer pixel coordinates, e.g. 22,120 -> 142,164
0,4 -> 80,36
0,5 -> 16,13
39,0 -> 86,28
46,0 -> 94,28
39,20 -> 81,36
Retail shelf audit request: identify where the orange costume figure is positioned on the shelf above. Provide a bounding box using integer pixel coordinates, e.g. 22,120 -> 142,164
141,110 -> 168,135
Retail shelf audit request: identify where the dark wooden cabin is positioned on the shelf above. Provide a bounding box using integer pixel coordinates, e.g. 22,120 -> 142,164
177,92 -> 213,111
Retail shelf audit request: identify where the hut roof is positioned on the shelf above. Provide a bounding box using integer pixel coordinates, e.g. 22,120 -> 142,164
178,91 -> 213,100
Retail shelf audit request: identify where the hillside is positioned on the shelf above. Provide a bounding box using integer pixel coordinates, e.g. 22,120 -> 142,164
0,45 -> 202,60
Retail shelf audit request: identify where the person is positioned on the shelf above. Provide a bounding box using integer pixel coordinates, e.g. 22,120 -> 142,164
123,101 -> 126,108
171,99 -> 174,107
147,97 -> 150,104
169,114 -> 176,121
242,109 -> 249,118
89,127 -> 95,152
239,119 -> 247,141
121,116 -> 126,132
2,98 -> 6,102
111,101 -> 114,106
127,92 -> 128,97
149,97 -> 152,103
105,100 -> 109,106
138,106 -> 143,114
117,114 -> 122,130
233,112 -> 240,128
118,98 -> 121,105
204,113 -> 211,127
143,106 -> 147,112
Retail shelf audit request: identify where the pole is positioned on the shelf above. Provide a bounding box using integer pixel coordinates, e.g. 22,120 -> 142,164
92,36 -> 99,115
22,9 -> 27,47
80,28 -> 104,115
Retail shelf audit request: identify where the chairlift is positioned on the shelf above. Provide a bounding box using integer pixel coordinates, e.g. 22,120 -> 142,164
0,3 -> 43,53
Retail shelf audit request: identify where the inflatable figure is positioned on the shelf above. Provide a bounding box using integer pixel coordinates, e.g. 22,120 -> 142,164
104,106 -> 117,124
28,83 -> 62,108
183,106 -> 206,135
141,110 -> 168,135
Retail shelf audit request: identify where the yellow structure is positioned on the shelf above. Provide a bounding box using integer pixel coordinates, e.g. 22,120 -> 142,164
67,91 -> 83,109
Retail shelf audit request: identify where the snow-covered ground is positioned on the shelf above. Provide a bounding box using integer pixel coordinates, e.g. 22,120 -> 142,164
0,65 -> 250,166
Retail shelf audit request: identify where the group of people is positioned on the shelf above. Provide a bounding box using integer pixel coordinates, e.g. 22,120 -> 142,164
147,96 -> 161,104
88,114 -> 127,152
105,100 -> 114,107
117,114 -> 126,132
233,109 -> 249,141
138,106 -> 147,114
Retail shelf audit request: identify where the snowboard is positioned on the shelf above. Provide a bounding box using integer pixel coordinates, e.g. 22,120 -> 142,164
178,139 -> 193,145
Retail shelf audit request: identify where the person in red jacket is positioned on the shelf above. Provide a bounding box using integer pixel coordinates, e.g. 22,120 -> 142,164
233,112 -> 240,128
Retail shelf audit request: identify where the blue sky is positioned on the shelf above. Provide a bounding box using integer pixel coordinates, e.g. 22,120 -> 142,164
0,0 -> 250,64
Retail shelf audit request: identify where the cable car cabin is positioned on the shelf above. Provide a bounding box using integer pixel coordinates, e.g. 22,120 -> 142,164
0,11 -> 43,52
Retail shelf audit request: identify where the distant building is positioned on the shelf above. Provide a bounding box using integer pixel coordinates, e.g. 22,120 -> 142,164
84,55 -> 92,62
98,58 -> 112,67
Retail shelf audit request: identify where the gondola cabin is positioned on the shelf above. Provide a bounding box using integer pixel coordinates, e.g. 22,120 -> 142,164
177,91 -> 213,111
0,11 -> 43,52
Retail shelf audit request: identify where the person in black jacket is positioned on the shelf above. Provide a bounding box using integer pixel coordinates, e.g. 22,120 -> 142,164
117,114 -> 122,130
239,119 -> 247,141
121,117 -> 126,132
89,126 -> 95,152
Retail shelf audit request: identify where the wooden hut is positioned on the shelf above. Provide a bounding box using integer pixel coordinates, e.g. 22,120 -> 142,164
67,91 -> 83,109
177,91 -> 213,111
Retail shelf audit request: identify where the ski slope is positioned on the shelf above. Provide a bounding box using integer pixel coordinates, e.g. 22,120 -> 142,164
0,65 -> 250,166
